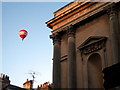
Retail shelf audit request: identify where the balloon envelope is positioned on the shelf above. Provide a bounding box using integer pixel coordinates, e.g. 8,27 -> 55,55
19,30 -> 28,40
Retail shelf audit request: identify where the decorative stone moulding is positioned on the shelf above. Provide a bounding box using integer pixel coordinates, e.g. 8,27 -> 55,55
78,36 -> 107,55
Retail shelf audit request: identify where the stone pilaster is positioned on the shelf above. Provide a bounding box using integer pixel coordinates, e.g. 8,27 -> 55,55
107,3 -> 119,64
67,25 -> 76,88
50,33 -> 61,88
118,4 -> 120,63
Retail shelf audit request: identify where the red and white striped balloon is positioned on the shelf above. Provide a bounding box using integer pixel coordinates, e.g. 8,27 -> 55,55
19,30 -> 28,40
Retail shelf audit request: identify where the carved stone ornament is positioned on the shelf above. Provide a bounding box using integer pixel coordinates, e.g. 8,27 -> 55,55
50,33 -> 61,44
106,3 -> 119,16
78,36 -> 107,55
67,24 -> 76,37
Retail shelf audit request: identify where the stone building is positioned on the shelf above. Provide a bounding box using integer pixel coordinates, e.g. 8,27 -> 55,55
23,79 -> 33,89
46,1 -> 120,89
37,82 -> 52,90
0,73 -> 26,90
0,73 -> 10,88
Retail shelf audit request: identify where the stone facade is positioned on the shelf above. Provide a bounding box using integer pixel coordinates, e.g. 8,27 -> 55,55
37,82 -> 52,90
0,73 -> 10,88
0,73 -> 26,90
23,79 -> 33,89
46,1 -> 120,89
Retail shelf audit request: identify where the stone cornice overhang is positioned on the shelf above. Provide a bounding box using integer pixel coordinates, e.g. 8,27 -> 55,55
46,2 -> 88,28
46,2 -> 113,34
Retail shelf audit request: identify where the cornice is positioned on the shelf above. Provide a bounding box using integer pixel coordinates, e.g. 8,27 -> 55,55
51,2 -> 113,35
46,2 -> 86,24
46,2 -> 93,29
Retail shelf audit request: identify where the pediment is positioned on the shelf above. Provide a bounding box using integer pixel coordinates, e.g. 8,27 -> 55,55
78,36 -> 107,50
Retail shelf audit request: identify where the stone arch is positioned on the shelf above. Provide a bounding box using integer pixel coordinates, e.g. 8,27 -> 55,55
87,53 -> 103,88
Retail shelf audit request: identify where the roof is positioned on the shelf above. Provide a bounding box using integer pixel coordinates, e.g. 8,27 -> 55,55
3,84 -> 27,90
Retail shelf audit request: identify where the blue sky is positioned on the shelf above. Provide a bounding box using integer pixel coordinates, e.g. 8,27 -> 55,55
2,2 -> 68,87
0,2 -> 2,73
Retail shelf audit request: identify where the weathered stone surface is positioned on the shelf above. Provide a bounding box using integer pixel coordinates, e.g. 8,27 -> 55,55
46,1 -> 120,89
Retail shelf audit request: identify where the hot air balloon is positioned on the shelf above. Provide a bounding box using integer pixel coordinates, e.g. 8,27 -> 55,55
19,30 -> 28,40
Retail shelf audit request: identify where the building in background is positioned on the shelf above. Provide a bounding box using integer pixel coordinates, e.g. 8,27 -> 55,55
46,1 -> 120,89
37,82 -> 52,90
23,79 -> 33,90
0,73 -> 10,88
0,73 -> 26,90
